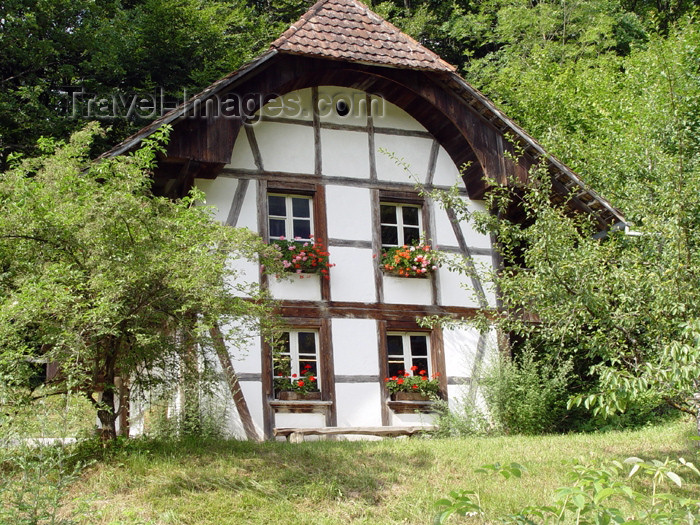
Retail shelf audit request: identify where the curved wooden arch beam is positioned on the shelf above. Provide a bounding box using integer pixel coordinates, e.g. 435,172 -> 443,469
161,54 -> 528,199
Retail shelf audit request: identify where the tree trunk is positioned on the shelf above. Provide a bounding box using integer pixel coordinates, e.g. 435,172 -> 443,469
97,345 -> 118,441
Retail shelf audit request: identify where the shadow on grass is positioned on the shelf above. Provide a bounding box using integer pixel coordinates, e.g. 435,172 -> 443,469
100,436 -> 438,506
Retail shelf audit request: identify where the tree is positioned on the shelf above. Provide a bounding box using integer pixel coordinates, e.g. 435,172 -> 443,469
426,14 -> 700,432
0,123 -> 281,440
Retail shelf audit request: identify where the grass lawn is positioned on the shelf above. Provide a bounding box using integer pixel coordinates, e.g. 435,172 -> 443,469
56,418 -> 700,524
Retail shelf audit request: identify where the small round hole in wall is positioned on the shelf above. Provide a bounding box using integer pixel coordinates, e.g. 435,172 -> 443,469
335,99 -> 350,117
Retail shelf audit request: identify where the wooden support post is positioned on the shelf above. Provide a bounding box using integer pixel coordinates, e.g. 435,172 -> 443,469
209,324 -> 261,442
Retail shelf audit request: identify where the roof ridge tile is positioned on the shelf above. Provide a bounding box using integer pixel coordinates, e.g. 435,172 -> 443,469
270,0 -> 455,72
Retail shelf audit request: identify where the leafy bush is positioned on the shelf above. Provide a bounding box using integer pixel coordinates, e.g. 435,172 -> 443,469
481,349 -> 573,435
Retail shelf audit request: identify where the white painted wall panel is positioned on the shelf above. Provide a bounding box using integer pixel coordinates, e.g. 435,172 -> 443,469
255,121 -> 315,174
372,96 -> 427,132
218,381 -> 264,440
438,266 -> 480,308
325,186 -> 372,240
335,383 -> 383,427
331,319 -> 379,375
473,254 -> 497,308
443,327 -> 481,379
224,259 -> 258,298
195,177 -> 238,223
328,247 -> 375,302
317,86 -> 368,127
374,134 -> 432,184
234,181 -> 258,231
226,128 -> 257,170
383,274 -> 432,305
227,332 -> 262,375
260,88 -> 314,121
390,411 -> 435,426
274,412 -> 326,429
432,146 -> 464,188
268,274 -> 322,301
433,207 -> 459,248
321,128 -> 370,179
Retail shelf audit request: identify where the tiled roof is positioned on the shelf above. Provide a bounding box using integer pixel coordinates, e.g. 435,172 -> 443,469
270,0 -> 455,72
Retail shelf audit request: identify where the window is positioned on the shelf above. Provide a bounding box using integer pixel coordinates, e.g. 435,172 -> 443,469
272,330 -> 320,393
380,203 -> 421,247
386,332 -> 431,377
268,194 -> 313,240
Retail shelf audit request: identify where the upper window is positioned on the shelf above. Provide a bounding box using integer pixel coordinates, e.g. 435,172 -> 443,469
268,194 -> 313,240
272,330 -> 320,394
386,332 -> 431,377
380,203 -> 421,247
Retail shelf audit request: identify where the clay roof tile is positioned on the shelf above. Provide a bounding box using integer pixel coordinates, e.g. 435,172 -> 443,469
270,0 -> 455,72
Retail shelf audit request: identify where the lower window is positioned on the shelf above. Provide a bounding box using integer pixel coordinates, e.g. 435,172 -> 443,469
272,330 -> 320,396
386,332 -> 431,377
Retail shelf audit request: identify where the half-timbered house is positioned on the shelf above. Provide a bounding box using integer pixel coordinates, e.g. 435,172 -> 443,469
106,0 -> 624,440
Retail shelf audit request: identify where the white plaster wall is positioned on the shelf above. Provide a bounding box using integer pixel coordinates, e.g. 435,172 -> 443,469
328,247 -> 375,302
432,146 -> 463,188
225,326 -> 263,375
268,274 -> 322,301
325,186 -> 372,240
226,129 -> 257,170
260,88 -> 314,121
374,134 -> 433,184
222,381 -> 264,440
234,181 -> 258,231
317,86 -> 368,127
390,411 -> 436,426
443,326 -> 482,379
224,258 -> 259,298
331,319 -> 379,375
195,177 -> 239,223
335,383 -> 383,427
383,274 -> 432,305
321,128 -> 370,179
372,96 -> 427,132
274,412 -> 326,428
438,265 -> 481,308
255,121 -> 315,174
433,207 -> 460,248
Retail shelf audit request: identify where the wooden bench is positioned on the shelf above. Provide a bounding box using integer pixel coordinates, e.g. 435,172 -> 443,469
273,425 -> 436,443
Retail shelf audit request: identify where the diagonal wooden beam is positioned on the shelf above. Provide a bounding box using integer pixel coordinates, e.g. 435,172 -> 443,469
209,324 -> 261,442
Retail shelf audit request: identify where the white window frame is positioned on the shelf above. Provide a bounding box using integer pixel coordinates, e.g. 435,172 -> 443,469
272,329 -> 321,389
268,193 -> 314,241
386,332 -> 431,377
380,202 -> 422,247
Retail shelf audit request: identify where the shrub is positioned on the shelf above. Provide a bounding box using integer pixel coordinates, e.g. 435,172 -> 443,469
481,349 -> 572,435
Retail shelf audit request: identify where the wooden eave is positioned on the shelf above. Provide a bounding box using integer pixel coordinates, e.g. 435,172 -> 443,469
103,52 -> 624,231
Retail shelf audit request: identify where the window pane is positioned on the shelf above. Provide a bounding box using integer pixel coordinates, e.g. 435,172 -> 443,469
410,335 -> 428,356
412,357 -> 429,374
381,225 -> 398,246
404,226 -> 420,245
299,360 -> 318,377
292,197 -> 310,218
387,335 -> 404,357
269,219 -> 286,238
273,357 -> 291,377
402,206 -> 420,225
388,361 -> 404,377
298,332 -> 316,353
293,219 -> 311,239
380,204 -> 397,224
268,195 -> 286,217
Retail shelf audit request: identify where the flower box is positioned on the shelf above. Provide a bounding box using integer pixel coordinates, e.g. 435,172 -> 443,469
378,244 -> 440,278
270,236 -> 334,280
278,391 -> 322,401
391,391 -> 431,402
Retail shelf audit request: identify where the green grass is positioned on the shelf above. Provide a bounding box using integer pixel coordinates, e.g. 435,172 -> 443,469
62,419 -> 699,524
